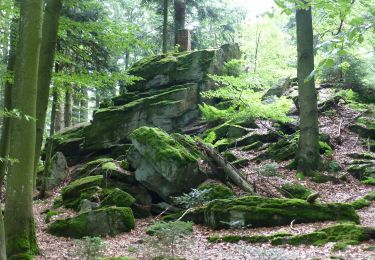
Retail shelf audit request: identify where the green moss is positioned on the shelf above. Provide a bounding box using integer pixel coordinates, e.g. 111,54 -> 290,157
232,158 -> 250,168
45,210 -> 62,223
99,257 -> 137,260
48,207 -> 135,238
101,188 -> 136,207
241,141 -> 263,151
350,198 -> 371,209
197,182 -> 235,200
61,175 -> 103,200
319,141 -> 333,156
161,207 -> 205,224
6,219 -> 39,258
130,127 -> 199,163
222,151 -> 237,162
364,191 -> 375,201
204,196 -> 359,229
279,183 -> 313,200
362,177 -> 375,185
271,223 -> 375,248
72,158 -> 114,179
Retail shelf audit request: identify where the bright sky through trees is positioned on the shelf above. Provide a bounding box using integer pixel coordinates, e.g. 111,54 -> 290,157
230,0 -> 275,18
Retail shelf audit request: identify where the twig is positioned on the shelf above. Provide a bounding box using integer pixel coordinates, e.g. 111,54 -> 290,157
177,208 -> 193,221
154,206 -> 172,220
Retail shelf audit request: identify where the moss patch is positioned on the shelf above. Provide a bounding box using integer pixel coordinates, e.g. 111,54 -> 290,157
271,223 -> 375,249
48,207 -> 135,238
279,183 -> 313,200
101,188 -> 136,208
208,232 -> 291,244
204,196 -> 359,229
197,182 -> 235,201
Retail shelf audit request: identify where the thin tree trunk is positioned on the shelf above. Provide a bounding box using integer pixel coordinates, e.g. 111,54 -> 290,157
0,14 -> 18,259
50,87 -> 58,136
174,0 -> 186,48
34,0 -> 62,187
296,3 -> 321,175
64,88 -> 72,128
80,87 -> 89,123
125,48 -> 130,69
4,0 -> 43,257
73,87 -> 80,125
162,0 -> 169,53
55,91 -> 63,133
0,14 -> 17,201
253,27 -> 261,73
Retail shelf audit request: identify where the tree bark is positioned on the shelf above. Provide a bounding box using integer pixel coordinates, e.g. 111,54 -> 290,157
4,0 -> 43,257
162,0 -> 169,53
174,0 -> 186,49
80,87 -> 89,123
34,0 -> 62,187
64,88 -> 73,128
296,3 -> 321,175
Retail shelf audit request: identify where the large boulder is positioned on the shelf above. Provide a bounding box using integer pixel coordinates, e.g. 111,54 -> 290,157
41,152 -> 69,191
128,127 -> 208,201
47,207 -> 135,238
84,84 -> 200,150
125,44 -> 241,92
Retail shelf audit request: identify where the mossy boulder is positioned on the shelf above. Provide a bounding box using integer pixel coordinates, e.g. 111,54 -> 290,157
272,223 -> 375,248
60,175 -> 103,210
349,116 -> 375,139
84,84 -> 200,150
47,207 -> 135,238
50,123 -> 88,165
197,182 -> 235,200
204,196 -> 359,229
279,183 -> 313,200
101,188 -> 136,208
128,127 -> 207,200
40,152 -> 69,191
126,44 -> 241,92
347,159 -> 375,180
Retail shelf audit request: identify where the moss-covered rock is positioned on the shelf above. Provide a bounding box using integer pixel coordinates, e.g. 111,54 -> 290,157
84,84 -> 200,150
50,123 -> 88,165
128,127 -> 207,200
47,207 -> 135,238
101,188 -> 136,208
60,175 -> 103,210
272,223 -> 375,248
362,177 -> 375,185
279,183 -> 313,200
350,198 -> 371,210
349,116 -> 375,139
364,191 -> 375,201
204,196 -> 359,229
197,182 -> 235,200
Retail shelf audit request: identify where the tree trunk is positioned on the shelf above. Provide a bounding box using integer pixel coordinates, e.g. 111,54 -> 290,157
174,0 -> 186,49
162,0 -> 169,53
64,88 -> 72,128
34,0 -> 62,187
4,0 -> 43,257
80,87 -> 89,123
72,87 -> 80,125
0,12 -> 18,260
253,27 -> 261,73
0,14 -> 17,201
296,3 -> 321,175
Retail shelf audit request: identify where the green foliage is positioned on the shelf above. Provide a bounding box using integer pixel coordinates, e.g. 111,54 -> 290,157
223,59 -> 244,77
75,236 -> 105,260
172,189 -> 212,209
145,221 -> 193,259
200,77 -> 292,123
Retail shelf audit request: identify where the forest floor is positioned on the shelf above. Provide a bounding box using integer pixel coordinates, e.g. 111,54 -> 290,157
34,99 -> 375,260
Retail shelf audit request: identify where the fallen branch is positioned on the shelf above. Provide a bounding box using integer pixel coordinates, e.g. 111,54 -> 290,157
197,141 -> 254,194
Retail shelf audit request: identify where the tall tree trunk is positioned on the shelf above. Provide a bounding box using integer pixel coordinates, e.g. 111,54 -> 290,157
162,0 -> 169,53
80,87 -> 89,123
253,26 -> 261,73
64,88 -> 72,128
4,0 -> 43,257
174,0 -> 186,48
73,87 -> 80,125
34,0 -> 62,187
0,13 -> 18,260
125,48 -> 130,69
54,91 -> 63,133
296,3 -> 321,175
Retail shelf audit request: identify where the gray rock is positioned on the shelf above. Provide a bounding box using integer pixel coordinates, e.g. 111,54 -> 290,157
45,152 -> 69,190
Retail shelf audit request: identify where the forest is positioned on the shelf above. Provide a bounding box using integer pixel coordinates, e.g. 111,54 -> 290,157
0,0 -> 374,259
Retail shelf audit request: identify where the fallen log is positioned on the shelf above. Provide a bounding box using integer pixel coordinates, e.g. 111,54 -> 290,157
197,141 -> 254,194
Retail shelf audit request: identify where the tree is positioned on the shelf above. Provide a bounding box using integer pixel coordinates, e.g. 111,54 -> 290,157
4,0 -> 43,257
34,0 -> 62,187
163,0 -> 169,53
174,0 -> 186,49
295,2 -> 320,175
